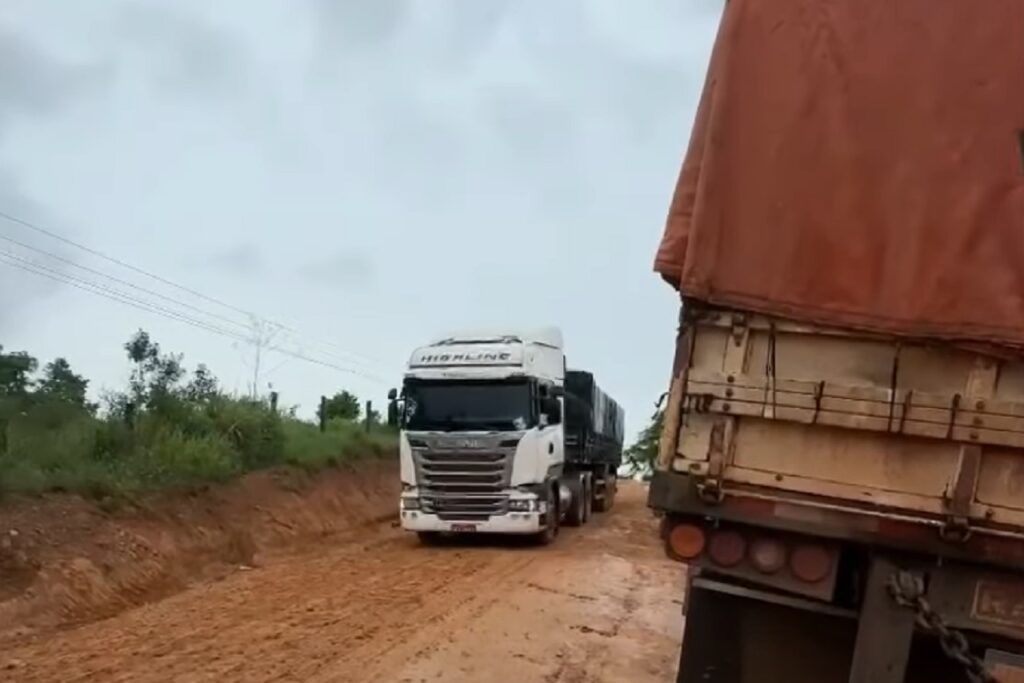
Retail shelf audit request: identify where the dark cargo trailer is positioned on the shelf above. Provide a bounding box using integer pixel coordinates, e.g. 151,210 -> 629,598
564,370 -> 625,466
562,369 -> 624,514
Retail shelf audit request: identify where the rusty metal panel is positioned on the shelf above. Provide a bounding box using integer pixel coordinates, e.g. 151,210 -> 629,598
664,310 -> 1024,537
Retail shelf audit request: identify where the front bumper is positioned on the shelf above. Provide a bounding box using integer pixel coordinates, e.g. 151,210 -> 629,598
400,510 -> 544,535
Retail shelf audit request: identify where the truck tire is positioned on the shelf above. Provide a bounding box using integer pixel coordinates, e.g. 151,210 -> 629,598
594,472 -> 616,512
582,476 -> 593,523
564,477 -> 586,527
535,488 -> 559,546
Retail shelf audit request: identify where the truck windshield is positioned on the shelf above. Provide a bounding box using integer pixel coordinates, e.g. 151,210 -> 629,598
403,381 -> 532,432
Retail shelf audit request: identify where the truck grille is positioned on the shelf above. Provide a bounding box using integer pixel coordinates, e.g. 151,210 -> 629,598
421,495 -> 509,521
413,446 -> 514,521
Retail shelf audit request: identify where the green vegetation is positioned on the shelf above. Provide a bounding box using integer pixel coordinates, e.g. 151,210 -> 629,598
0,331 -> 395,499
624,401 -> 665,476
318,390 -> 361,422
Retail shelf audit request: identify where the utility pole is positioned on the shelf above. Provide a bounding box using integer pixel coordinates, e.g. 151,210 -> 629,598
245,317 -> 281,400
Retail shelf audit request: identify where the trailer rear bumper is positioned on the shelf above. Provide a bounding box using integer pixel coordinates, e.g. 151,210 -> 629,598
649,469 -> 1024,571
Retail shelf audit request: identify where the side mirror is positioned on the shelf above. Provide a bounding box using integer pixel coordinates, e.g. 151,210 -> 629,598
542,397 -> 562,425
387,389 -> 400,428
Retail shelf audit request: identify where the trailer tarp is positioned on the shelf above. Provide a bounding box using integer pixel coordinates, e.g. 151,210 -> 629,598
655,0 -> 1024,348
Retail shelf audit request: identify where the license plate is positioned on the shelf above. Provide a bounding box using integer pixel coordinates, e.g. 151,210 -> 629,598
985,650 -> 1024,682
450,523 -> 477,533
972,579 -> 1024,632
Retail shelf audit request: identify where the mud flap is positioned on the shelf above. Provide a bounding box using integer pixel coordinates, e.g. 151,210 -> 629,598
676,582 -> 855,683
676,584 -> 743,683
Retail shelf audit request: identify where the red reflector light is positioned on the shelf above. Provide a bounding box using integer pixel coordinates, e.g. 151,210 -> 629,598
748,538 -> 786,574
790,544 -> 833,583
708,531 -> 746,568
668,524 -> 706,560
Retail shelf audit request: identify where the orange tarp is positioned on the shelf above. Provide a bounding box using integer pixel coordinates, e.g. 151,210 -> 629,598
656,0 -> 1024,347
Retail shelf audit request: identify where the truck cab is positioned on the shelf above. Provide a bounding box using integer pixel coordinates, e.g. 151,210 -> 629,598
396,328 -> 567,540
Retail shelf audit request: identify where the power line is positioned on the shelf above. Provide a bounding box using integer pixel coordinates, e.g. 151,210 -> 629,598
0,209 -> 255,318
0,209 -> 386,369
0,252 -> 252,344
0,252 -> 386,383
0,232 -> 253,334
0,230 -> 380,371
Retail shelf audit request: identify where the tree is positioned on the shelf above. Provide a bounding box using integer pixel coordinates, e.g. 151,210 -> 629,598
624,405 -> 665,475
123,330 -> 184,409
184,364 -> 219,402
36,357 -> 90,408
0,345 -> 37,397
320,391 -> 360,422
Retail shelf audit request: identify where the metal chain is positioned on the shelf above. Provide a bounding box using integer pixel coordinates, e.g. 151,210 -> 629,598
886,571 -> 998,683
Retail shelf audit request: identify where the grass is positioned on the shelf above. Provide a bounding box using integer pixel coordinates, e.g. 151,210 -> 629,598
282,418 -> 396,471
0,396 -> 397,500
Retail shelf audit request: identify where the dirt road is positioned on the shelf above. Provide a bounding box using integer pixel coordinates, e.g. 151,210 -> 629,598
4,483 -> 684,682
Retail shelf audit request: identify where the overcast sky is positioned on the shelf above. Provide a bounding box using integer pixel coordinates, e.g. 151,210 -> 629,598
0,0 -> 721,437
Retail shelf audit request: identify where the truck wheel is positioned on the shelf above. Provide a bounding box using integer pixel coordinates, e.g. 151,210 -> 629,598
565,477 -> 585,527
594,474 -> 615,512
582,477 -> 594,523
535,491 -> 559,545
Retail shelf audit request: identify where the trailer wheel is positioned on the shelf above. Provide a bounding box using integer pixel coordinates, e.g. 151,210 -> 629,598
582,476 -> 594,523
564,477 -> 586,527
534,487 -> 559,546
594,472 -> 616,513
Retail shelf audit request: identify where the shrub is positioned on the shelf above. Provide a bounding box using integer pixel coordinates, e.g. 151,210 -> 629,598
205,398 -> 284,471
0,332 -> 396,498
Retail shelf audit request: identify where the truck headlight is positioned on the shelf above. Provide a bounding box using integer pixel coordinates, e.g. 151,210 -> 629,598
508,499 -> 534,512
402,497 -> 421,510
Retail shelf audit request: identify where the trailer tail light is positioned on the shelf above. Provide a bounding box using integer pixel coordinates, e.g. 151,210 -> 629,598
707,531 -> 746,568
748,538 -> 786,574
790,544 -> 834,583
668,523 -> 706,560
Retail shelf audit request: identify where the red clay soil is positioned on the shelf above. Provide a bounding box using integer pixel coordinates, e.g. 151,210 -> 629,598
0,459 -> 398,649
0,481 -> 684,683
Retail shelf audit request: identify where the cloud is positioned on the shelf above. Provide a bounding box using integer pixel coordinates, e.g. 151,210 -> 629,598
203,244 -> 265,277
299,251 -> 375,289
0,29 -> 109,121
0,177 -> 61,332
0,0 -> 724,436
115,4 -> 252,98
311,0 -> 411,50
417,2 -> 514,72
0,32 -> 113,332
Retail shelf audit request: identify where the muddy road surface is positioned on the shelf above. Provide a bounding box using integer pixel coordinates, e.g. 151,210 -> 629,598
5,483 -> 684,682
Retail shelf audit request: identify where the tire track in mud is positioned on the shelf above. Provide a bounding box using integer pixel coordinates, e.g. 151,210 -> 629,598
7,525 -> 543,683
541,561 -> 646,683
4,483 -> 683,683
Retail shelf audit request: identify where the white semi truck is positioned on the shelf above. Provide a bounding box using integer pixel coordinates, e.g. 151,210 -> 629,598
391,328 -> 624,544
